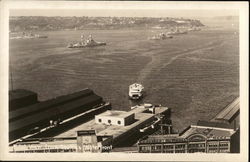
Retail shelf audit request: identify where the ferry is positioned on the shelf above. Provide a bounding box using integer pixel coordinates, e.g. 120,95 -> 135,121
128,83 -> 144,100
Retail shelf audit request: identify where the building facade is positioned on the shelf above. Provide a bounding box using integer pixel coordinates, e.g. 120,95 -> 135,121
10,130 -> 113,153
138,121 -> 238,153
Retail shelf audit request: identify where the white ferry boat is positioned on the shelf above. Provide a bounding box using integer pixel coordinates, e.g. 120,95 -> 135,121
128,83 -> 144,100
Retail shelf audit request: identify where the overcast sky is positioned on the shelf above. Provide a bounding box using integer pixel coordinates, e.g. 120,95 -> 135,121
10,9 -> 238,18
7,1 -> 240,18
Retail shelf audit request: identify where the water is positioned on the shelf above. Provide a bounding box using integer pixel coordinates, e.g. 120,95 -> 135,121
10,28 -> 239,131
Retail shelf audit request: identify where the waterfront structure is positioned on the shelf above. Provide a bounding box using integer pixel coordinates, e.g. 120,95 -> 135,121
9,130 -> 113,153
50,105 -> 170,147
9,88 -> 109,142
138,97 -> 240,153
9,104 -> 171,152
95,110 -> 135,126
138,121 -> 239,153
211,97 -> 240,130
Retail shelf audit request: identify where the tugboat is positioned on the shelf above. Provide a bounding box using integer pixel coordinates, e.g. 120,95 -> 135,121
67,34 -> 106,48
148,33 -> 173,40
129,83 -> 144,100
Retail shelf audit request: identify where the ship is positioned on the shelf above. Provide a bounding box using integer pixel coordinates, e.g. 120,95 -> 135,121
67,34 -> 106,48
168,28 -> 188,35
128,83 -> 144,100
10,32 -> 48,39
148,33 -> 173,40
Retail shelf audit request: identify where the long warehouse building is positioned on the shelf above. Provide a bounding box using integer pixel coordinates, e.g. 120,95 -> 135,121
9,89 -> 105,142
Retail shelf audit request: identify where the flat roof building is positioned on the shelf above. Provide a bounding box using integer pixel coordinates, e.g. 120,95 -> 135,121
95,110 -> 135,126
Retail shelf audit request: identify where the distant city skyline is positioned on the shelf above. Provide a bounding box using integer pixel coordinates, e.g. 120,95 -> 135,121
10,9 -> 238,19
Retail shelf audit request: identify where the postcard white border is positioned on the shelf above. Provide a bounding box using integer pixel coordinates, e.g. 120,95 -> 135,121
0,1 -> 248,161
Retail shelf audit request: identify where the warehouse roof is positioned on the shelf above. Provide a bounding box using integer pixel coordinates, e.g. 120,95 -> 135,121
10,88 -> 94,121
197,120 -> 234,129
95,110 -> 134,119
10,94 -> 102,132
214,97 -> 239,122
180,124 -> 234,139
9,89 -> 37,101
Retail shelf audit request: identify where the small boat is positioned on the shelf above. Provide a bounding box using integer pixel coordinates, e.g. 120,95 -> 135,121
129,83 -> 144,100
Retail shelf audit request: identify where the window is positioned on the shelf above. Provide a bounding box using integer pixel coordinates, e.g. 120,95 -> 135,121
98,119 -> 102,122
117,121 -> 121,125
108,120 -> 111,124
163,145 -> 173,149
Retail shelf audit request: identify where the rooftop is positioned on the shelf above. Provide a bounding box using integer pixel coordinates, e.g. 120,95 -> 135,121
180,125 -> 234,139
53,106 -> 169,139
139,120 -> 236,144
95,110 -> 134,118
197,120 -> 234,129
213,97 -> 240,122
9,89 -> 37,101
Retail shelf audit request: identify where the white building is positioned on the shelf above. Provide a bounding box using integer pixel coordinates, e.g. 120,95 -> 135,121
95,110 -> 135,126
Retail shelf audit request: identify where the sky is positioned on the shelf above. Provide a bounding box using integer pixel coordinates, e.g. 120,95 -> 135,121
7,1 -> 240,18
10,9 -> 238,19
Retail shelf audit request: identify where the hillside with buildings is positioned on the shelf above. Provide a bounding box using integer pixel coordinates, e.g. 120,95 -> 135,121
9,16 -> 204,31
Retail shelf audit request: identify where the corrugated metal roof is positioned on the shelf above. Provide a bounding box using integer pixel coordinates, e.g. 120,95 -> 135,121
214,97 -> 240,121
10,89 -> 93,121
9,89 -> 37,101
10,94 -> 102,132
197,120 -> 233,129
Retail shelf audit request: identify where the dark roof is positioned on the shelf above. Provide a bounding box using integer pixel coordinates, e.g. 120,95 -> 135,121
10,88 -> 93,121
9,89 -> 37,101
197,120 -> 234,129
214,97 -> 240,122
10,94 -> 102,132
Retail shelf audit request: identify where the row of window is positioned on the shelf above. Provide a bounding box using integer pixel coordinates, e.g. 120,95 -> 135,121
189,143 -> 205,148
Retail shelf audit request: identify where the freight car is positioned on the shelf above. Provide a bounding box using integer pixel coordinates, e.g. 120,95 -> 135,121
9,89 -> 104,142
10,88 -> 94,122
